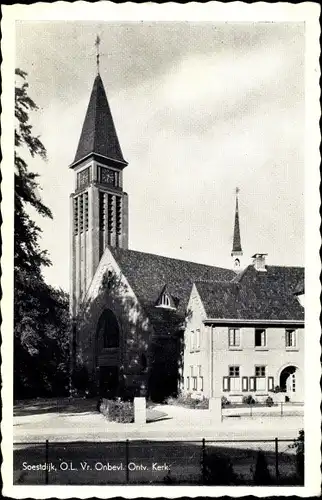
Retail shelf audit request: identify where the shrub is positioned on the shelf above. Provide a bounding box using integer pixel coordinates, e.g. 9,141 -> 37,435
265,396 -> 274,407
242,395 -> 256,405
166,393 -> 209,409
289,429 -> 304,484
253,450 -> 272,485
221,396 -> 231,408
203,452 -> 237,485
99,398 -> 134,423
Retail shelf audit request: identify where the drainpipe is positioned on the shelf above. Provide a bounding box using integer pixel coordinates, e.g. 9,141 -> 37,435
209,325 -> 214,398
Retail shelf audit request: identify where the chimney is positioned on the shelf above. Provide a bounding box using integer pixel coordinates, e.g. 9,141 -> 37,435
252,253 -> 267,272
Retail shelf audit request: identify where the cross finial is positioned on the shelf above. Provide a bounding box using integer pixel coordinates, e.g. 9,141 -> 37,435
95,35 -> 101,74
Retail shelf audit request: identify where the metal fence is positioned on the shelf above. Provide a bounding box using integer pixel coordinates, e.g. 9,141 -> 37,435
14,437 -> 303,485
221,401 -> 304,420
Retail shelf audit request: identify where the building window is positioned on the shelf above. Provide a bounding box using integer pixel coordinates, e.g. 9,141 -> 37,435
255,365 -> 266,391
229,328 -> 240,347
228,365 -> 240,391
192,376 -> 198,391
77,166 -> 91,189
249,376 -> 256,392
229,366 -> 240,377
255,328 -> 266,347
223,376 -> 230,392
96,309 -> 120,349
286,329 -> 296,348
195,329 -> 200,350
160,294 -> 170,307
198,365 -> 203,391
255,365 -> 266,377
242,377 -> 248,391
190,331 -> 195,352
268,376 -> 274,391
186,377 -> 190,390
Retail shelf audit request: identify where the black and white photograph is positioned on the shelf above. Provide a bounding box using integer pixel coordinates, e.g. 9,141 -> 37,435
1,2 -> 320,497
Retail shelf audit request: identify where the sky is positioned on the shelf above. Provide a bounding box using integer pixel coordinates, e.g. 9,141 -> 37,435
15,21 -> 305,292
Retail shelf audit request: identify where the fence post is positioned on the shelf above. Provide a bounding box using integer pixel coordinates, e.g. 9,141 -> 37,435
125,439 -> 129,483
281,402 -> 283,417
45,440 -> 49,485
275,437 -> 279,483
250,404 -> 253,417
201,438 -> 206,484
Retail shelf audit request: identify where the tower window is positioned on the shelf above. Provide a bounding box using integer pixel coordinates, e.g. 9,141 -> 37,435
116,197 -> 122,236
79,195 -> 84,233
84,192 -> 89,231
108,194 -> 114,233
73,198 -> 79,235
99,192 -> 106,231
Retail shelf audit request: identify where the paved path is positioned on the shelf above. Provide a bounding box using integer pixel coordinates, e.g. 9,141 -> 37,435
14,398 -> 303,443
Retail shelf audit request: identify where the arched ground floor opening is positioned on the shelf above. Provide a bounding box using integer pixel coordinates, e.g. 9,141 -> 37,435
278,365 -> 303,402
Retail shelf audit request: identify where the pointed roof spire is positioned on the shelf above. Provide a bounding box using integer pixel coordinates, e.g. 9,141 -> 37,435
95,35 -> 101,75
71,74 -> 127,167
231,187 -> 243,255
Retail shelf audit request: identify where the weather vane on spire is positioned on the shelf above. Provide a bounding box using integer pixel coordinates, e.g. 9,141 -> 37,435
95,35 -> 101,74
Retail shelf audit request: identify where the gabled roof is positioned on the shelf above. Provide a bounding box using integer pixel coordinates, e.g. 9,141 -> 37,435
196,265 -> 304,321
72,74 -> 126,166
109,247 -> 235,327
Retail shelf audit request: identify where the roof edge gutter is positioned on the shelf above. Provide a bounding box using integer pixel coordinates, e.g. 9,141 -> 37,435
203,318 -> 304,326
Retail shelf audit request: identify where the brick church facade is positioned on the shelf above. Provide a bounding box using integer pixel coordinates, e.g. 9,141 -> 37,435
70,73 -> 304,403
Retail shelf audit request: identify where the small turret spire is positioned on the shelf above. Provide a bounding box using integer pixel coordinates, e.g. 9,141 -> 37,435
231,187 -> 243,271
95,35 -> 101,75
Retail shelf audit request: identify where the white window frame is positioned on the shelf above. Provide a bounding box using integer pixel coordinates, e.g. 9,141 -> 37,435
285,329 -> 297,348
255,365 -> 266,392
195,329 -> 200,350
255,328 -> 266,348
228,328 -> 240,348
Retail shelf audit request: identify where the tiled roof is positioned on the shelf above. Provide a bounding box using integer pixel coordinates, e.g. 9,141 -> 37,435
73,74 -> 126,165
196,265 -> 304,321
109,247 -> 235,324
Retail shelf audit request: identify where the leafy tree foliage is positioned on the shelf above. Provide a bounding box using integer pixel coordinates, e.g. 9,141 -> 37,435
14,68 -> 70,398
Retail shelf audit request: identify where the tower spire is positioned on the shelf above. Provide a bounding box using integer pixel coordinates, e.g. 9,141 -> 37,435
95,35 -> 101,74
231,187 -> 243,271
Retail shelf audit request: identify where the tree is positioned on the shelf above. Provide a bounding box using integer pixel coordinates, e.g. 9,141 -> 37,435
14,68 -> 70,398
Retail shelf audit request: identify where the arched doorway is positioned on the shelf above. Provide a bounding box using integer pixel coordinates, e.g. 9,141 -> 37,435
279,365 -> 301,401
96,309 -> 121,398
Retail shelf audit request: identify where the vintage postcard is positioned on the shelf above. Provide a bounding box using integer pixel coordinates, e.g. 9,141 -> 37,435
1,1 -> 321,498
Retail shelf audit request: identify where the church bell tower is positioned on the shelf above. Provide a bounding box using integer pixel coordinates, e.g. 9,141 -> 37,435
70,71 -> 129,315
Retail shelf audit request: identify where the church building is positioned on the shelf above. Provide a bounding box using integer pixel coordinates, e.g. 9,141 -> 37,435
70,71 -> 304,403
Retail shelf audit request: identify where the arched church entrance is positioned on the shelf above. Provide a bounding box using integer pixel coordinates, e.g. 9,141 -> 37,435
279,365 -> 302,401
96,309 -> 121,399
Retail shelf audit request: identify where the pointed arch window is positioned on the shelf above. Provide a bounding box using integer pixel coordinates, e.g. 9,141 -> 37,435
97,309 -> 120,349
